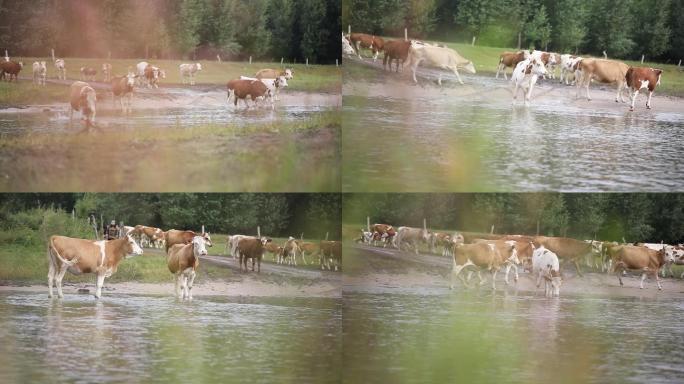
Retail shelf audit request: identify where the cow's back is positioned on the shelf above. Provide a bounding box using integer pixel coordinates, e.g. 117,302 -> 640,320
50,235 -> 99,272
586,59 -> 628,83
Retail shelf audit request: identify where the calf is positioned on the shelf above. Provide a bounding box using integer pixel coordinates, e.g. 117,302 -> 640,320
226,79 -> 272,109
167,235 -> 207,299
80,66 -> 97,81
0,60 -> 22,82
450,242 -> 501,289
299,241 -> 319,264
370,223 -> 396,248
138,225 -> 164,248
226,234 -> 255,259
256,68 -> 293,80
180,63 -> 202,85
611,245 -> 673,290
264,240 -> 283,262
102,63 -> 112,82
408,43 -> 476,85
237,237 -> 269,273
496,51 -> 528,79
240,75 -> 288,101
576,58 -> 629,102
382,40 -> 412,72
279,237 -> 301,266
532,245 -> 562,297
511,57 -> 548,105
625,67 -> 662,111
32,61 -> 47,85
69,81 -> 97,125
54,59 -> 66,80
320,240 -> 341,271
111,72 -> 136,113
349,33 -> 384,61
47,234 -> 143,298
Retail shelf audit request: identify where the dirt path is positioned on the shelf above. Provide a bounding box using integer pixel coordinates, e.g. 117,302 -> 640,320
346,244 -> 684,299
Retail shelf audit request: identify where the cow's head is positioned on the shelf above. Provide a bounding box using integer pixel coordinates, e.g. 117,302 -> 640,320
505,241 -> 520,265
529,57 -> 547,76
125,72 -> 137,88
125,234 -> 144,258
158,69 -> 166,79
192,235 -> 208,257
452,233 -> 465,246
195,63 -> 202,71
276,75 -> 288,88
202,232 -> 213,247
284,68 -> 293,80
463,61 -> 476,74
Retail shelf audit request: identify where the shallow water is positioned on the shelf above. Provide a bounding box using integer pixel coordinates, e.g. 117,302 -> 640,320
343,291 -> 684,384
342,73 -> 684,192
0,292 -> 341,383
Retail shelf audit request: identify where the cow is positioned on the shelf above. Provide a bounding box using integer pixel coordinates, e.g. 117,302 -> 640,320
0,60 -> 22,82
407,43 -> 476,85
635,243 -> 676,277
144,65 -> 165,88
625,67 -> 662,111
279,237 -> 301,266
80,66 -> 97,81
47,234 -> 143,298
236,237 -> 269,273
535,236 -> 600,277
370,223 -> 396,248
559,54 -> 581,85
349,33 -> 384,61
69,81 -> 97,126
529,50 -> 557,79
576,58 -> 629,102
102,63 -> 112,82
495,51 -> 528,80
545,53 -> 561,79
164,229 -> 212,252
226,234 -> 254,259
531,245 -> 562,297
167,235 -> 207,299
135,61 -> 150,86
610,245 -> 674,290
239,75 -> 288,101
256,68 -> 294,80
473,239 -> 521,285
32,61 -> 47,86
355,229 -> 374,244
54,59 -> 66,80
394,226 -> 431,255
111,72 -> 136,113
136,225 -> 164,248
383,40 -> 412,72
511,56 -> 548,105
226,79 -> 272,109
449,242 -> 501,289
263,240 -> 283,262
320,240 -> 341,271
342,33 -> 356,56
179,63 -> 202,85
299,241 -> 320,264
429,232 -> 453,257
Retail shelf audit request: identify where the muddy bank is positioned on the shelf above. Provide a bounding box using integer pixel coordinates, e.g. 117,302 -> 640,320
345,244 -> 684,299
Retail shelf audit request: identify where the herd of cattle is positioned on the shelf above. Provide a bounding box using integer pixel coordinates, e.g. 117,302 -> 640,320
343,32 -> 664,111
46,224 -> 340,300
356,223 -> 684,297
0,56 -> 295,126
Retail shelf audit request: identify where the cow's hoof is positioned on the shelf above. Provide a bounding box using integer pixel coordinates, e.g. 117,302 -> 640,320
646,106 -> 651,110
629,108 -> 634,112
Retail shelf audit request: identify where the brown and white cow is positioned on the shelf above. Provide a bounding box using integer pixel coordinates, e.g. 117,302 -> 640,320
450,242 -> 501,289
54,59 -> 66,80
625,67 -> 662,111
80,66 -> 97,81
496,51 -> 528,80
226,79 -> 272,109
610,245 -> 673,290
559,54 -> 581,85
370,223 -> 396,247
395,226 -> 431,255
256,68 -> 293,80
179,63 -> 202,85
408,43 -> 476,85
534,236 -> 599,276
111,72 -> 136,113
473,239 -> 520,285
47,234 -> 143,298
102,63 -> 112,82
136,225 -> 164,248
237,236 -> 270,273
279,236 -> 302,266
167,235 -> 207,299
429,232 -> 453,257
69,81 -> 97,126
320,240 -> 341,271
226,234 -> 255,259
298,241 -> 320,264
383,40 -> 412,72
349,33 -> 384,61
0,60 -> 23,82
165,229 -> 212,252
264,240 -> 284,262
144,65 -> 165,88
576,58 -> 629,102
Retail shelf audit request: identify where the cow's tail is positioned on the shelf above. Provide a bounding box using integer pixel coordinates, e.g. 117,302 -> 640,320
48,237 -> 78,267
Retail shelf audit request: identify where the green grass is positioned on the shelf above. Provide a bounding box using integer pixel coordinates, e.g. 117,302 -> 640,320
0,81 -> 69,107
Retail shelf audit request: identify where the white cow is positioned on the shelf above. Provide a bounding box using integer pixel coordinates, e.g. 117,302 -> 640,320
239,75 -> 288,101
559,54 -> 581,85
407,43 -> 476,85
136,61 -> 149,86
511,57 -> 548,105
180,63 -> 202,85
532,245 -> 562,297
54,59 -> 66,80
32,61 -> 47,85
342,33 -> 356,56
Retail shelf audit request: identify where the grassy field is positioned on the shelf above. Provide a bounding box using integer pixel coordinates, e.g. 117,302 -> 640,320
358,38 -> 684,97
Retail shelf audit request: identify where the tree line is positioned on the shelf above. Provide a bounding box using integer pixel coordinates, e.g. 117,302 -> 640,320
0,0 -> 341,64
343,193 -> 684,244
0,193 -> 341,240
343,0 -> 683,63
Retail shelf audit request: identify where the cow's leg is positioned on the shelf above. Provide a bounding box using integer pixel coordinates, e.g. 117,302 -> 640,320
655,270 -> 662,290
94,273 -> 106,299
639,272 -> 647,289
187,270 -> 196,300
450,260 -> 470,289
47,252 -> 56,298
55,264 -> 69,298
355,41 -> 362,59
646,90 -> 653,109
495,63 -> 502,79
450,67 -> 464,85
175,273 -> 182,297
574,259 -> 583,277
491,269 -> 498,290
504,264 -> 512,285
535,271 -> 542,289
411,58 -> 424,83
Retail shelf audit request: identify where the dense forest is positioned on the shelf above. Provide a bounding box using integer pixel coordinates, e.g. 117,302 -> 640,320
343,194 -> 684,244
343,0 -> 683,63
0,193 -> 341,240
0,0 -> 341,63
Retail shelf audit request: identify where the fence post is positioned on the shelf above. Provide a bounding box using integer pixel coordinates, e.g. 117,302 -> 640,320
71,209 -> 75,221
249,56 -> 252,64
678,59 -> 681,67
306,58 -> 309,66
257,226 -> 261,238
348,25 -> 351,35
602,51 -> 607,59
281,57 -> 284,65
51,49 -> 55,62
641,54 -> 645,64
325,232 -> 329,240
367,216 -> 370,232
216,54 -> 221,62
490,225 -> 494,234
336,59 -> 338,67
404,28 -> 408,41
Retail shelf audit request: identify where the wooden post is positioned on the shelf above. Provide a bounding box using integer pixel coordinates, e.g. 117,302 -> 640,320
216,54 -> 221,62
367,217 -> 370,232
306,58 -> 309,66
4,49 -> 8,60
348,25 -> 351,35
71,209 -> 75,221
300,233 -> 304,240
678,59 -> 682,67
257,226 -> 261,238
281,57 -> 284,65
325,232 -> 329,240
423,218 -> 427,231
641,54 -> 645,64
51,49 -> 55,62
336,59 -> 338,67
202,225 -> 205,234
93,216 -> 99,240
249,56 -> 252,64
404,28 -> 408,41
490,225 -> 495,234
602,50 -> 607,59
